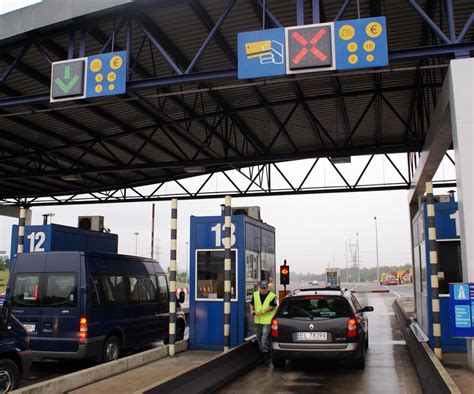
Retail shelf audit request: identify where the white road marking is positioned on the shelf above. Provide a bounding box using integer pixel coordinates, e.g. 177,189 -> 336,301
390,289 -> 402,298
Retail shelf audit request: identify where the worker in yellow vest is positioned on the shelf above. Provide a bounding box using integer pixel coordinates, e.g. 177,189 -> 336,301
249,280 -> 277,365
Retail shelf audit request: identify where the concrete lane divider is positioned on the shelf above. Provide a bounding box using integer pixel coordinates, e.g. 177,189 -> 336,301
393,299 -> 460,394
141,340 -> 260,394
13,340 -> 188,394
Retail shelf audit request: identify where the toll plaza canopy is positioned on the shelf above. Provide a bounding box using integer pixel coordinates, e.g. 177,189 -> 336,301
0,0 -> 472,205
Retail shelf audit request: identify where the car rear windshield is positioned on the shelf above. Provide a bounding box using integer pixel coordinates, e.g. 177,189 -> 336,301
277,296 -> 352,320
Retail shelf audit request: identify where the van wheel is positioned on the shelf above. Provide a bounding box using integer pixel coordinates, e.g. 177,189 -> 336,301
102,335 -> 121,363
271,356 -> 286,368
0,359 -> 20,392
353,346 -> 366,369
176,320 -> 185,341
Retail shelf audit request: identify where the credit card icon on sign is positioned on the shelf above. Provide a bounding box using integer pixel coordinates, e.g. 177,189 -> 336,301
246,40 -> 284,65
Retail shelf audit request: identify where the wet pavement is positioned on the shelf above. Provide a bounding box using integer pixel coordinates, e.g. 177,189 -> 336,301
218,292 -> 422,394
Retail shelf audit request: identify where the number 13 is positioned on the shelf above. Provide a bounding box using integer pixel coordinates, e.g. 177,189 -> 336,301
211,223 -> 236,247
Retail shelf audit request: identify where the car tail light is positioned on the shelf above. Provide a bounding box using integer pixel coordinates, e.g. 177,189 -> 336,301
271,318 -> 279,338
79,317 -> 88,340
347,317 -> 358,338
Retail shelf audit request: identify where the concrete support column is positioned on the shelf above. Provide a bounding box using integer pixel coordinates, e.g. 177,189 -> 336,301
223,195 -> 232,352
169,199 -> 178,356
17,208 -> 27,254
449,57 -> 474,369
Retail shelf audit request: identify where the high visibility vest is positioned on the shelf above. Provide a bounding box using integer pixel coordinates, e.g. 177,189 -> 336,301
253,291 -> 276,325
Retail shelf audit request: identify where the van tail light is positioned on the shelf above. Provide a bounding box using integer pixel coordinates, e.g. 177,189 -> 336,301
271,319 -> 279,338
347,317 -> 358,338
79,317 -> 88,340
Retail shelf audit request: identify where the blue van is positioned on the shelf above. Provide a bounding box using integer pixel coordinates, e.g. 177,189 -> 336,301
8,251 -> 185,362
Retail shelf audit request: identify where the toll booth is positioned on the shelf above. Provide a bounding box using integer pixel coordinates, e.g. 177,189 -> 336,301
189,207 -> 275,350
412,193 -> 465,352
10,223 -> 118,263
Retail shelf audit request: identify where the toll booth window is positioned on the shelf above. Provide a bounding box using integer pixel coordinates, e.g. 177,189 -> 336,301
44,274 -> 77,307
261,252 -> 275,290
438,241 -> 462,294
196,250 -> 237,300
12,274 -> 40,306
100,276 -> 129,303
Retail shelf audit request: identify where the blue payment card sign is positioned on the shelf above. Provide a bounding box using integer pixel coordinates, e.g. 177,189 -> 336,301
334,17 -> 388,70
450,283 -> 474,337
86,51 -> 127,98
238,28 -> 285,79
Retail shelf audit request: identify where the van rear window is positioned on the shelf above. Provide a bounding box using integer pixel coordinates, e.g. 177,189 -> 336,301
277,296 -> 352,320
12,275 -> 40,306
44,275 -> 77,307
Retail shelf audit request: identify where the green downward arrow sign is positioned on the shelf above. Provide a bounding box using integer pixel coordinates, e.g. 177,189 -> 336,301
54,65 -> 80,94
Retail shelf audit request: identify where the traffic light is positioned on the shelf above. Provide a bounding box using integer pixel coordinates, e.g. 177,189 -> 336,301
280,264 -> 290,286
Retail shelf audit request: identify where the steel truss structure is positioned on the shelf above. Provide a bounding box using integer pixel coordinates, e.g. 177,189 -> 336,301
0,0 -> 472,206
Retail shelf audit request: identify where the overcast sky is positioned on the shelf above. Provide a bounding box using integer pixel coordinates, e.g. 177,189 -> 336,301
0,154 -> 456,274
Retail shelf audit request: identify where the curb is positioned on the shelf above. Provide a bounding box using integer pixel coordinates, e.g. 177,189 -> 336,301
393,299 -> 461,394
141,340 -> 260,394
13,340 -> 188,394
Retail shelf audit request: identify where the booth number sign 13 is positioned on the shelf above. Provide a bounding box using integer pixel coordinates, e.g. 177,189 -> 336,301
211,224 -> 236,247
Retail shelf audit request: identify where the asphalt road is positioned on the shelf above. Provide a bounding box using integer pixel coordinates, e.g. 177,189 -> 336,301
218,290 -> 421,394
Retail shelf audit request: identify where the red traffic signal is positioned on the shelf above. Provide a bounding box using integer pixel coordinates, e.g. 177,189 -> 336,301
280,264 -> 290,285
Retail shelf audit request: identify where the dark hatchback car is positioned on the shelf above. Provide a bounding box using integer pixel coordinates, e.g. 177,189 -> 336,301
0,302 -> 32,392
271,287 -> 373,369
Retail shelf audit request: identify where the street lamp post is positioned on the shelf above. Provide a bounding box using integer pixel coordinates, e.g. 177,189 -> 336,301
134,232 -> 139,256
374,216 -> 380,284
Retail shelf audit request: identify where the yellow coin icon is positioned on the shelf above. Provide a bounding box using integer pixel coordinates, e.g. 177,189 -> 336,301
366,54 -> 374,62
108,84 -> 115,91
95,73 -> 103,83
95,85 -> 103,93
347,42 -> 358,52
348,54 -> 358,64
110,56 -> 123,70
366,22 -> 382,38
363,40 -> 376,52
339,25 -> 355,41
107,72 -> 117,82
90,59 -> 102,72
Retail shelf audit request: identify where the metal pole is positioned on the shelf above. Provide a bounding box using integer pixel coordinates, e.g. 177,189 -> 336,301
186,241 -> 190,286
151,204 -> 155,259
374,216 -> 380,283
169,199 -> 178,356
345,241 -> 349,282
223,195 -> 232,352
426,182 -> 442,360
134,232 -> 139,256
17,208 -> 26,254
356,233 -> 360,283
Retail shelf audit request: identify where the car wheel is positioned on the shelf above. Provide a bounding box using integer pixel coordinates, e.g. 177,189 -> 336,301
176,319 -> 185,341
0,359 -> 20,392
353,346 -> 366,369
271,356 -> 286,368
102,335 -> 121,363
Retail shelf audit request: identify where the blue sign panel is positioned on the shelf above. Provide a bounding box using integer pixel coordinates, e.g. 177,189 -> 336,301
86,51 -> 127,98
450,283 -> 474,337
334,17 -> 388,70
238,28 -> 285,79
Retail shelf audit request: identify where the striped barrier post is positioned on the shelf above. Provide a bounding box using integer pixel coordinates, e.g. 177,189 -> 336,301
426,182 -> 442,360
223,195 -> 232,352
17,208 -> 26,254
169,199 -> 178,356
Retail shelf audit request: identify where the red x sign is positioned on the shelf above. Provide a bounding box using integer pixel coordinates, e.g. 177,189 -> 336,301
291,28 -> 328,64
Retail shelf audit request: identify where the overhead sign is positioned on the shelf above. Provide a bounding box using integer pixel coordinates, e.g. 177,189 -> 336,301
334,17 -> 388,70
86,51 -> 127,98
237,28 -> 286,79
50,58 -> 87,102
450,283 -> 474,337
286,23 -> 335,74
50,51 -> 127,102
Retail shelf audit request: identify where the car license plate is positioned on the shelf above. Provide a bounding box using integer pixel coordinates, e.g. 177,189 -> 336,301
23,324 -> 36,333
296,331 -> 327,341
